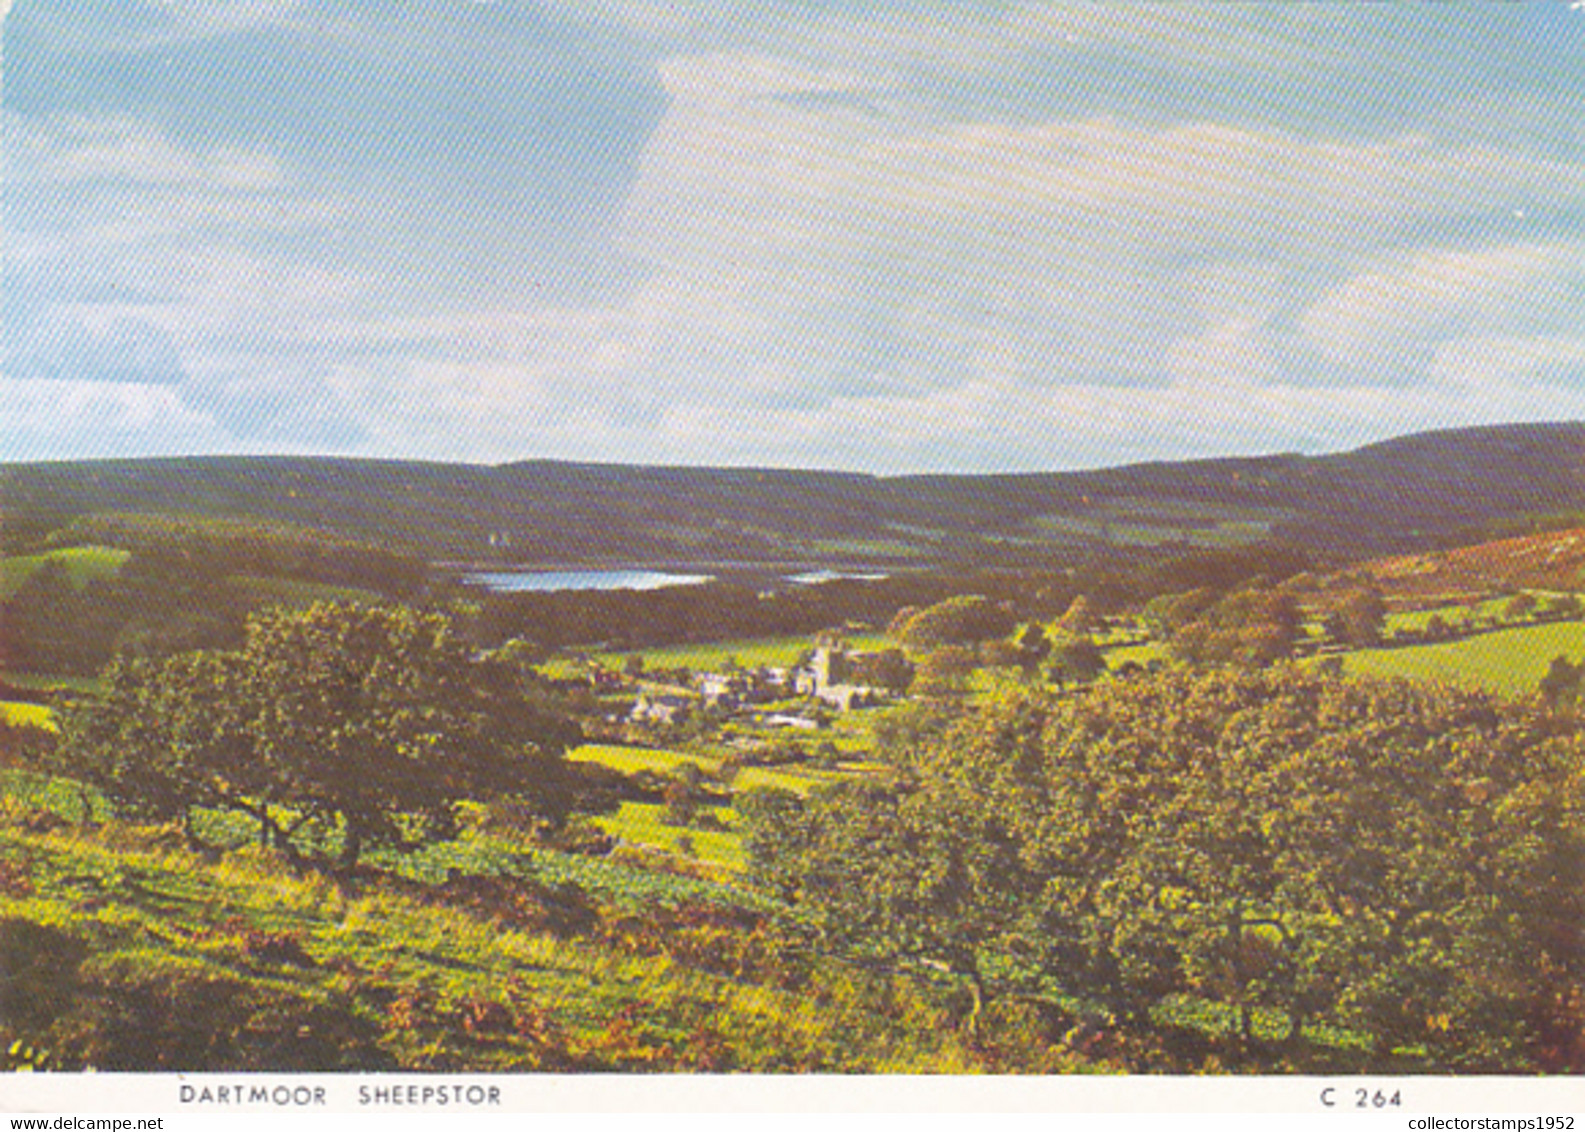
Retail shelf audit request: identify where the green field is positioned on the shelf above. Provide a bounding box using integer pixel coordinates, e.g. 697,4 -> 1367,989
0,546 -> 130,598
1102,641 -> 1167,669
1,673 -> 104,696
569,744 -> 706,776
570,743 -> 877,798
567,742 -> 886,869
596,801 -> 747,870
1383,596 -> 1512,634
1341,620 -> 1585,696
225,575 -> 384,608
1,702 -> 56,732
566,632 -> 894,675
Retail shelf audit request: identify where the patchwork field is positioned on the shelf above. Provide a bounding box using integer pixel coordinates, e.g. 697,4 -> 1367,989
1,701 -> 56,731
1340,620 -> 1585,696
570,633 -> 895,675
1360,527 -> 1585,597
565,742 -> 888,871
224,575 -> 385,608
0,546 -> 130,598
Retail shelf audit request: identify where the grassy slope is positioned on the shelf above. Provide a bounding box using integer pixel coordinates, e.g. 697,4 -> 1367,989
568,632 -> 895,675
1,673 -> 103,695
0,769 -> 990,1073
568,742 -> 886,869
225,575 -> 384,608
0,831 -> 896,1071
1341,620 -> 1585,696
1,702 -> 56,731
0,546 -> 130,598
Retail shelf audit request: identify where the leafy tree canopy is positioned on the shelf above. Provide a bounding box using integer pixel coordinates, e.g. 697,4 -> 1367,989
54,603 -> 582,868
749,667 -> 1585,1070
890,594 -> 1015,652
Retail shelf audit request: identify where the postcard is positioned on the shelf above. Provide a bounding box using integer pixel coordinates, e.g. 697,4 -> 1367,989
2,1 -> 1583,1121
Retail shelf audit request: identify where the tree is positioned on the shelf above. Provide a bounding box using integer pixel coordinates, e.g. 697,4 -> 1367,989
1016,623 -> 1052,677
1330,588 -> 1387,648
1505,592 -> 1539,623
850,647 -> 913,694
57,603 -> 583,868
1141,587 -> 1217,641
885,605 -> 921,640
1539,654 -> 1584,710
912,645 -> 976,698
891,595 -> 1015,652
925,670 -> 1585,1066
1168,587 -> 1301,669
1543,594 -> 1583,622
978,638 -> 1024,670
746,668 -> 1585,1069
1047,636 -> 1105,687
1056,595 -> 1098,636
52,651 -> 260,840
742,773 -> 1034,1035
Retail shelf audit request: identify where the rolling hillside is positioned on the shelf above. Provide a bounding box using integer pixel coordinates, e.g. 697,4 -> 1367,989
1351,526 -> 1585,599
5,422 -> 1583,567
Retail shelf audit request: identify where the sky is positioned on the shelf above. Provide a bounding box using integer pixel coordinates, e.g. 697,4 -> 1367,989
4,1 -> 1584,473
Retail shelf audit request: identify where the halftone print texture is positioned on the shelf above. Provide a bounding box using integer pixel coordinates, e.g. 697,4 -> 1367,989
3,0 -> 1585,1098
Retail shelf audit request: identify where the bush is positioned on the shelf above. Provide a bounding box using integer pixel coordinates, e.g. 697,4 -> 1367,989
45,959 -> 390,1071
0,919 -> 86,1034
749,668 -> 1585,1070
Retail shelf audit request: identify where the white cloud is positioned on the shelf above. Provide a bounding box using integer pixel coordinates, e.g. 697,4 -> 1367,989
611,61 -> 1585,415
13,116 -> 284,190
150,0 -> 308,36
7,313 -> 185,385
1429,335 -> 1585,390
279,64 -> 1580,467
0,377 -> 224,461
8,3 -> 1584,469
1167,318 -> 1275,390
1298,242 -> 1583,374
557,3 -> 1347,81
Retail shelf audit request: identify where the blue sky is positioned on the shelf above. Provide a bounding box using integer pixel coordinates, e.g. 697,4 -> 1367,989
4,1 -> 1584,472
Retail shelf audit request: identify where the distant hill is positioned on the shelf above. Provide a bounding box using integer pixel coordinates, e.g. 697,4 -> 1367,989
1344,525 -> 1585,600
5,422 -> 1584,568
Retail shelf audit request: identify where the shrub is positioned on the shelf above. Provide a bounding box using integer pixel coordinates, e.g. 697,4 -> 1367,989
0,919 -> 86,1035
44,959 -> 389,1071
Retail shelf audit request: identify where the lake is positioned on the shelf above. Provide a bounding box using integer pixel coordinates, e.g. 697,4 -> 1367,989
464,569 -> 715,593
785,569 -> 890,585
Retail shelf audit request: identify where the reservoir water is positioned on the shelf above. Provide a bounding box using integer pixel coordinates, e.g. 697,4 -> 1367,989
786,569 -> 890,585
464,569 -> 715,593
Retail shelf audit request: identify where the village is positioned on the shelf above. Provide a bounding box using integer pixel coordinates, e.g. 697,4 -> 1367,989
614,636 -> 895,736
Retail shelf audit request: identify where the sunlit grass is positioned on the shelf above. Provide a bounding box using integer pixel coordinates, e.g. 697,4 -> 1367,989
0,546 -> 130,598
1341,620 -> 1585,696
595,801 -> 746,870
1,701 -> 56,731
0,673 -> 103,695
225,575 -> 383,608
563,632 -> 894,675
